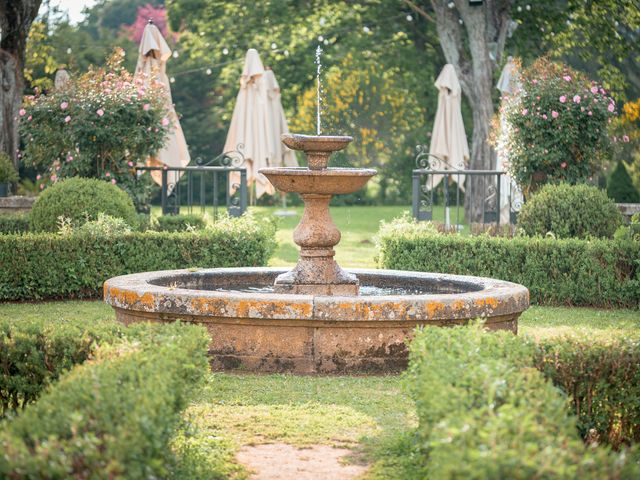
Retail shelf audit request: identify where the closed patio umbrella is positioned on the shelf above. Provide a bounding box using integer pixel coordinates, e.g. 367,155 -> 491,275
427,64 -> 469,227
496,57 -> 524,224
225,49 -> 297,201
135,21 -> 190,192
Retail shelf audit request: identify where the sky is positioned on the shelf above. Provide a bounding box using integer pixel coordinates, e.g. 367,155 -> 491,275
52,0 -> 98,24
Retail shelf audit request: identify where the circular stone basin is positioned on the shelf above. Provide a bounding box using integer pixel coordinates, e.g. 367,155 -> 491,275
259,167 -> 377,195
104,268 -> 529,373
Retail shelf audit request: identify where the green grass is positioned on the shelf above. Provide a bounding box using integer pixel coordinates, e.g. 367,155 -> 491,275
1,300 -> 638,478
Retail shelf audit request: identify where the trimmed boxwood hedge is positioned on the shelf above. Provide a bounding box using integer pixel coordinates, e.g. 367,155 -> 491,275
0,317 -> 123,416
0,215 -> 276,301
376,218 -> 640,308
407,324 -> 640,478
0,322 -> 209,479
536,336 -> 640,449
0,213 -> 30,235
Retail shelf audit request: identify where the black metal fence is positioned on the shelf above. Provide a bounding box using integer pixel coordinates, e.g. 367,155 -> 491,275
136,149 -> 248,218
412,147 -> 523,227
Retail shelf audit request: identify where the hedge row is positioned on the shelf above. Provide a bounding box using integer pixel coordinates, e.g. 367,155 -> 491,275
0,317 -> 123,417
0,213 -> 30,235
0,215 -> 276,301
377,218 -> 640,307
536,336 -> 640,449
407,324 -> 639,478
0,322 -> 209,479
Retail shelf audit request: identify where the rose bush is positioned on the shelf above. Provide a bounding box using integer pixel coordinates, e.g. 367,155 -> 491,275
19,48 -> 170,210
497,58 -> 616,192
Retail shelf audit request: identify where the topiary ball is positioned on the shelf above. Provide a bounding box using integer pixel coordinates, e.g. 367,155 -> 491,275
517,183 -> 623,239
30,177 -> 137,232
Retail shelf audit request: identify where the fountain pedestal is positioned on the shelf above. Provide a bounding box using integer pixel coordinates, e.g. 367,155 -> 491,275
260,134 -> 376,296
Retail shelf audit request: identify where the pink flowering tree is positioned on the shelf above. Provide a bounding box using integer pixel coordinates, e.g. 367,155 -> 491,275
19,49 -> 170,210
126,4 -> 174,44
496,58 -> 616,192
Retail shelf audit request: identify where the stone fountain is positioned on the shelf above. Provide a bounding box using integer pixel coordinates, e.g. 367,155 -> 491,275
104,133 -> 529,373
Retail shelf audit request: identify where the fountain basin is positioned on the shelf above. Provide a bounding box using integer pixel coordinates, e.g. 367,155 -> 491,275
259,167 -> 377,195
104,267 -> 529,373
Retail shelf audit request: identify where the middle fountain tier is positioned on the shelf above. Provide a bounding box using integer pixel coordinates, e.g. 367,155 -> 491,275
259,133 -> 377,295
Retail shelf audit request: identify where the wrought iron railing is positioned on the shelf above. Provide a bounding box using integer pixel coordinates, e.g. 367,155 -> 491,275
136,148 -> 248,218
412,146 -> 523,227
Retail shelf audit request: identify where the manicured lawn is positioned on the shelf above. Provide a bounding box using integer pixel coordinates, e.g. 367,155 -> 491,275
1,300 -> 638,477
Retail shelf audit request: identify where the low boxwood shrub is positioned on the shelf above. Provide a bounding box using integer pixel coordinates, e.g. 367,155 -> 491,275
0,213 -> 276,301
0,317 -> 123,417
407,324 -> 639,478
0,322 -> 209,479
29,177 -> 138,232
376,217 -> 639,307
535,336 -> 640,449
0,213 -> 30,234
156,213 -> 206,232
517,183 -> 623,239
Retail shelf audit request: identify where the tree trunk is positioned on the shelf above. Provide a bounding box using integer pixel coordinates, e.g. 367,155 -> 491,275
430,0 -> 510,222
0,0 -> 42,168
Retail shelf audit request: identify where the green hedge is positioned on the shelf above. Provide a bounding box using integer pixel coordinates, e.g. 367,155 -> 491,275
0,213 -> 30,235
377,218 -> 640,307
536,336 -> 640,449
0,214 -> 276,301
156,213 -> 206,232
0,322 -> 209,479
407,324 -> 639,479
0,317 -> 123,417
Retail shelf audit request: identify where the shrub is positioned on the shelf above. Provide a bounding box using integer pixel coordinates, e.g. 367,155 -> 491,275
517,183 -> 623,239
0,213 -> 29,234
156,213 -> 206,232
29,177 -> 138,232
535,336 -> 640,449
0,322 -> 209,479
496,58 -> 615,191
0,317 -> 123,416
376,217 -> 639,307
20,49 -> 169,210
407,324 -> 639,479
0,152 -> 18,184
608,161 -> 640,203
0,213 -> 276,300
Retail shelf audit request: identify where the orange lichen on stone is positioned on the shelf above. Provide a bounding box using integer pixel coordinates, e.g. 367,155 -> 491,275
450,300 -> 466,312
426,301 -> 445,318
474,297 -> 499,310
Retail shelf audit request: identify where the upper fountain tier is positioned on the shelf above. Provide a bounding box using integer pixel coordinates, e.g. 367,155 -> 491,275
259,134 -> 377,196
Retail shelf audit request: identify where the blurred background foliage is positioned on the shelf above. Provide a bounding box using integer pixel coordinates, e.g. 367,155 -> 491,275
23,0 -> 639,204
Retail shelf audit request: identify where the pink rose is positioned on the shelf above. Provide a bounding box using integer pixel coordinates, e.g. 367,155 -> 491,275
111,179 -> 117,185
559,96 -> 567,103
50,174 -> 57,182
552,111 -> 559,118
64,115 -> 71,123
590,86 -> 598,94
588,111 -> 592,116
27,115 -> 32,121
623,135 -> 630,143
563,75 -> 571,82
542,114 -> 548,120
573,95 -> 581,103
18,108 -> 26,117
607,103 -> 615,112
143,103 -> 151,111
521,109 -> 528,115
39,184 -> 44,190
105,172 -> 111,177
60,102 -> 68,110
161,117 -> 170,127
97,109 -> 104,117
36,174 -> 41,180
561,162 -> 567,169
532,79 -> 538,84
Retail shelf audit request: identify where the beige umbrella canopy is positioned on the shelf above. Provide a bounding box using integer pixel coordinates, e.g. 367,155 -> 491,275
135,21 -> 190,191
225,49 -> 297,200
427,64 -> 469,192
